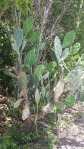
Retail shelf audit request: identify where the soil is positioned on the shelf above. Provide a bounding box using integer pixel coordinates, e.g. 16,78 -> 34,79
56,101 -> 84,149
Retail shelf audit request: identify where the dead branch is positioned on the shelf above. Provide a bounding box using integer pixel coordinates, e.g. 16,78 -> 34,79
39,0 -> 53,43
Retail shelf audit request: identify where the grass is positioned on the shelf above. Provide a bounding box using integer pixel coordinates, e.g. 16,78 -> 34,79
0,97 -> 62,149
0,113 -> 59,149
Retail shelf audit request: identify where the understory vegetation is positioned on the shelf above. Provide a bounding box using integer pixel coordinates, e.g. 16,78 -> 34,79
0,0 -> 84,149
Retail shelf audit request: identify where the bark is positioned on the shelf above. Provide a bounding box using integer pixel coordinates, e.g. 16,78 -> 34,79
39,0 -> 53,43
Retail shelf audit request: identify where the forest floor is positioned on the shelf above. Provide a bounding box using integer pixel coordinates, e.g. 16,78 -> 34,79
0,93 -> 84,149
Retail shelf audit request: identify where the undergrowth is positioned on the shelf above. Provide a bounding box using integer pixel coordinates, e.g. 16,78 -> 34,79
0,113 -> 59,149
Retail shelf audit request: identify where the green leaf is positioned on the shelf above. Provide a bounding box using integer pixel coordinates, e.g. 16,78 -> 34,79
66,66 -> 84,81
54,36 -> 62,62
70,43 -> 80,55
65,66 -> 83,93
62,31 -> 75,48
11,37 -> 19,55
23,16 -> 33,33
41,86 -> 46,98
4,69 -> 17,78
34,65 -> 44,78
24,50 -> 36,67
77,54 -> 84,66
36,42 -> 45,51
34,75 -> 39,88
61,48 -> 69,61
28,75 -> 39,88
14,27 -> 23,49
21,39 -> 26,52
64,95 -> 75,106
27,31 -> 40,42
35,89 -> 40,104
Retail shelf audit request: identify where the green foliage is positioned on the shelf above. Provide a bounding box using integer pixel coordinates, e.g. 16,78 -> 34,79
54,36 -> 62,62
11,37 -> 20,55
65,66 -> 84,94
43,61 -> 56,79
10,124 -> 38,144
21,39 -> 26,52
29,75 -> 39,88
14,28 -> 23,49
36,42 -> 45,51
4,69 -> 17,78
0,134 -> 19,149
50,31 -> 78,64
1,1 -> 84,142
41,86 -> 46,99
16,0 -> 32,13
49,49 -> 57,62
62,31 -> 75,49
23,16 -> 33,33
35,89 -> 40,104
0,22 -> 14,93
5,15 -> 84,124
61,48 -> 69,61
77,54 -> 84,66
70,43 -> 80,55
59,1 -> 80,31
27,31 -> 40,42
49,33 -> 83,90
34,65 -> 44,79
24,49 -> 36,67
64,95 -> 75,106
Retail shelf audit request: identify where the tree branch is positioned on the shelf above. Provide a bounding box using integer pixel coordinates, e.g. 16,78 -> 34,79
39,0 -> 53,43
49,0 -> 73,39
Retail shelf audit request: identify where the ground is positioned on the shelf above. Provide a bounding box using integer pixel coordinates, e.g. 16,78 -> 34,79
57,101 -> 84,149
0,93 -> 84,149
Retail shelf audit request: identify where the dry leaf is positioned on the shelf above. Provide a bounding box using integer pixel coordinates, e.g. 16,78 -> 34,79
22,103 -> 30,120
53,79 -> 65,102
19,89 -> 27,98
14,98 -> 24,108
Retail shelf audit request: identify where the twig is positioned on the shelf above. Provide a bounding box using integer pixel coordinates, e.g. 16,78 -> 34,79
0,7 -> 6,18
49,0 -> 73,39
37,0 -> 53,62
39,0 -> 53,43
